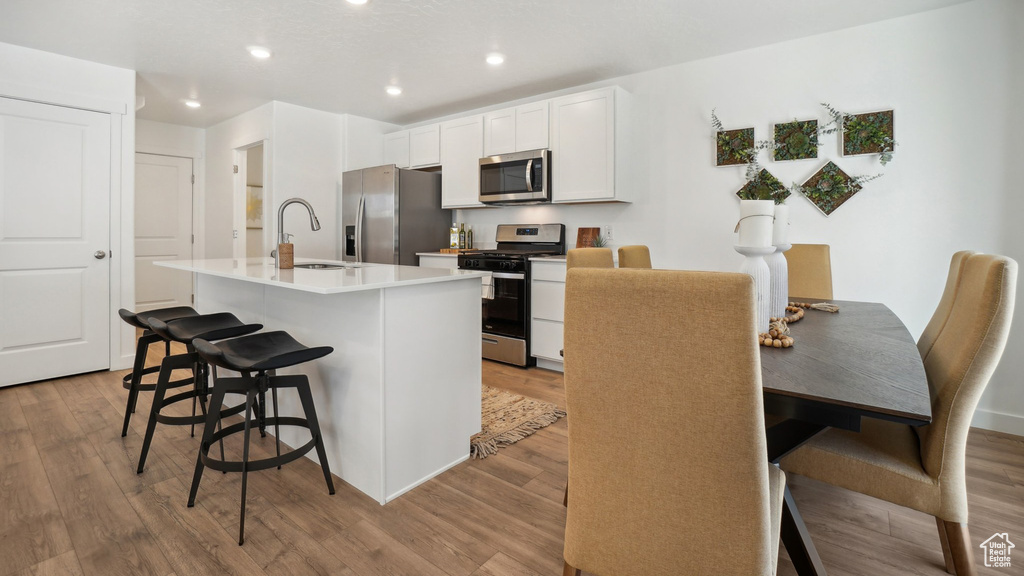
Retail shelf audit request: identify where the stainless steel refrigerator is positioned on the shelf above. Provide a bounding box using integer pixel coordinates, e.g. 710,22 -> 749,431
340,165 -> 451,266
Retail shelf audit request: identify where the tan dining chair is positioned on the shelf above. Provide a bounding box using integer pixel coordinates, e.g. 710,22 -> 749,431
562,268 -> 785,576
780,252 -> 1017,576
917,250 -> 976,360
566,247 -> 614,269
785,243 -> 833,299
617,245 -> 652,269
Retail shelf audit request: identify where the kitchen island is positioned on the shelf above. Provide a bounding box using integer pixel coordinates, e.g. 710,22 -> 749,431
156,257 -> 486,504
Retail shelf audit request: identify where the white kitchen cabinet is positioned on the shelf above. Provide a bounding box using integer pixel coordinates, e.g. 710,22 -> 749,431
483,101 -> 549,157
530,258 -> 566,371
440,115 -> 485,209
550,87 -> 631,203
409,124 -> 441,168
515,101 -> 549,152
383,131 -> 411,168
417,253 -> 459,270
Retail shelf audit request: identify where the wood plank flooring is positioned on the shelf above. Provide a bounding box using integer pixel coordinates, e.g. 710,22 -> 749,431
1,355 -> 1023,576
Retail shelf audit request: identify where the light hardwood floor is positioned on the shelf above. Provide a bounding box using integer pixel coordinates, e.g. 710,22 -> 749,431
1,356 -> 1022,576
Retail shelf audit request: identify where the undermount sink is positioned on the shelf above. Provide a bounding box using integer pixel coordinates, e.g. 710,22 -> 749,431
293,262 -> 360,270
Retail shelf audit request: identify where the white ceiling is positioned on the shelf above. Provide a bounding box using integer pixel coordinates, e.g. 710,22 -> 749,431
0,0 -> 966,128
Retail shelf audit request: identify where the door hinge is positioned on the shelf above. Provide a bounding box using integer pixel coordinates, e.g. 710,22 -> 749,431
191,234 -> 195,244
191,174 -> 195,184
191,294 -> 195,304
233,165 -> 239,173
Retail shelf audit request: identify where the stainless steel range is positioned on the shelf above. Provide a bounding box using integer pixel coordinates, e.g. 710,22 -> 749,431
458,224 -> 566,367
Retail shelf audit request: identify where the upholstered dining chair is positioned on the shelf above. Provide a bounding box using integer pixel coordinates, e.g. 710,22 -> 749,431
785,243 -> 833,299
562,268 -> 785,576
780,252 -> 1017,576
617,245 -> 652,268
566,247 -> 614,269
917,250 -> 976,360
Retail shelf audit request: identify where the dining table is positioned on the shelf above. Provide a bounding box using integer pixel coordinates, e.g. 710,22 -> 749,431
760,299 -> 933,576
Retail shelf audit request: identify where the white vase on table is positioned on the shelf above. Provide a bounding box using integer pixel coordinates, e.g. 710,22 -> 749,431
766,243 -> 791,319
735,245 -> 776,333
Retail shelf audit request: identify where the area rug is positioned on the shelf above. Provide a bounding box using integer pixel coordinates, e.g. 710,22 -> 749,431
470,385 -> 566,459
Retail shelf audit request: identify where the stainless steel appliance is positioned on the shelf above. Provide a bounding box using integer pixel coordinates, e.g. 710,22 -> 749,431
478,148 -> 550,204
459,224 -> 566,366
341,165 -> 451,265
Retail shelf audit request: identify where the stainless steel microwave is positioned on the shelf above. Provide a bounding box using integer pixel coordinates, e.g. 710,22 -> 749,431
479,148 -> 550,204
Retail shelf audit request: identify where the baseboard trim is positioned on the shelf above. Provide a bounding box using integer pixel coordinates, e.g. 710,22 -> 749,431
971,408 -> 1024,436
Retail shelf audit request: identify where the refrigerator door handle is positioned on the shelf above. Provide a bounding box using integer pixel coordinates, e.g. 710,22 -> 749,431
525,159 -> 534,192
355,194 -> 365,262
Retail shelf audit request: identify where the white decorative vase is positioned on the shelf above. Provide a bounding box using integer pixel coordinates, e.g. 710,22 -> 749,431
735,245 -> 776,333
766,243 -> 791,319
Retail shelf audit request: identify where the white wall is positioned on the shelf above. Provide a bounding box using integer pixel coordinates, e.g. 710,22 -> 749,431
204,103 -> 273,258
0,41 -> 137,370
271,102 -> 344,260
453,0 -> 1024,433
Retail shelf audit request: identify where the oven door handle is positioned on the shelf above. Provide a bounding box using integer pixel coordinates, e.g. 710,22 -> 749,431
525,159 -> 534,192
491,272 -> 525,280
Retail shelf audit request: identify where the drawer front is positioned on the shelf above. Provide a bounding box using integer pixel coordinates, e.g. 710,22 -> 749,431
531,261 -> 566,282
418,255 -> 458,270
531,280 -> 565,321
531,319 -> 564,361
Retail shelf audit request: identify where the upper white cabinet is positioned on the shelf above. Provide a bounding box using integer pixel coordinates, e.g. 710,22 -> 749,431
383,131 -> 410,168
483,101 -> 549,157
440,115 -> 485,208
550,87 -> 631,203
409,124 -> 441,168
384,124 -> 441,169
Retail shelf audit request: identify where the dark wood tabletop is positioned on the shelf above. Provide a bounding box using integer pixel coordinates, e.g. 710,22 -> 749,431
761,299 -> 932,429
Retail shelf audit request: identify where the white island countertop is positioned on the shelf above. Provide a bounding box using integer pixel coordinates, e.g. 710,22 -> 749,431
157,257 -> 487,295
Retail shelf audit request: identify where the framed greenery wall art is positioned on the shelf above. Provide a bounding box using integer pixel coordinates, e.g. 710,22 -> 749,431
773,119 -> 818,161
736,168 -> 790,204
711,109 -> 754,166
842,110 -> 894,158
798,161 -> 881,216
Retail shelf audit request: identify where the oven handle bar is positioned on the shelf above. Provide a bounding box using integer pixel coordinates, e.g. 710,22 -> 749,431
490,272 -> 525,280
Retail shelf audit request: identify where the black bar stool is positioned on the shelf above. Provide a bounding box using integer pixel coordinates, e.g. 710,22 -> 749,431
137,313 -> 262,474
187,331 -> 336,545
118,306 -> 199,437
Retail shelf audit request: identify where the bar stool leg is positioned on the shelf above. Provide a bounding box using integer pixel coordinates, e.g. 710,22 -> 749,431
138,353 -> 194,474
238,390 -> 256,545
295,377 -> 336,494
188,383 -> 227,507
272,386 -> 281,469
122,333 -> 157,437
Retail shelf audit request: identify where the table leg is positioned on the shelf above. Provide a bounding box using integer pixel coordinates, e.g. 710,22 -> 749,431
781,485 -> 827,576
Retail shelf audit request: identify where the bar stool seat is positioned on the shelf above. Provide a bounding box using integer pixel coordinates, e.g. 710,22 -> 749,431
188,331 -> 335,545
118,306 -> 200,437
135,313 -> 262,474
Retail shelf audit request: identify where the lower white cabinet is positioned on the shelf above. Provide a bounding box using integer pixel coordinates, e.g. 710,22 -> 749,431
530,259 -> 566,370
418,254 -> 459,270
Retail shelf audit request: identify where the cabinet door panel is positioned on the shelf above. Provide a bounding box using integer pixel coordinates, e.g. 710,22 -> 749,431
516,102 -> 549,152
551,89 -> 615,202
531,319 -> 564,361
440,116 -> 484,208
531,280 -> 565,321
409,124 -> 440,167
383,131 -> 410,168
483,108 -> 516,157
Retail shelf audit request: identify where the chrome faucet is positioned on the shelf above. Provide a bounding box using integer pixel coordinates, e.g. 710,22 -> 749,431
275,197 -> 321,268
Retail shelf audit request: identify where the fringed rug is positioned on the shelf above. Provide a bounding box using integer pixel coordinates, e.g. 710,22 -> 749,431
470,385 -> 566,459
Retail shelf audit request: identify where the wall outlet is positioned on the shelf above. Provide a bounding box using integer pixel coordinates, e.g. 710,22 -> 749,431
603,225 -> 614,242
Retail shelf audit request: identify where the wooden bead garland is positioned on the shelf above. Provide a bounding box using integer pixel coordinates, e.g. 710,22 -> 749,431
759,302 -> 839,349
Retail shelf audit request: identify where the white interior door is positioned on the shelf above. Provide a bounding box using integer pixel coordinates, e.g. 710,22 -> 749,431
0,97 -> 111,387
135,153 -> 193,312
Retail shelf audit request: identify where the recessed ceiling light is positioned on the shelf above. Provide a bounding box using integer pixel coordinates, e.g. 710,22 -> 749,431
346,0 -> 369,5
386,86 -> 402,96
249,47 -> 272,59
486,53 -> 505,66
185,100 -> 201,108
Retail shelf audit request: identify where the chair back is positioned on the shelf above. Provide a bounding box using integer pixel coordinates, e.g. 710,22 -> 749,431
917,251 -> 976,361
916,254 -> 1017,489
566,247 -> 614,269
617,245 -> 652,269
785,244 -> 833,299
562,268 -> 775,575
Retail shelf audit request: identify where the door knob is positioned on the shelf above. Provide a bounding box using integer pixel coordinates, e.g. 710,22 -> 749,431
94,250 -> 107,259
